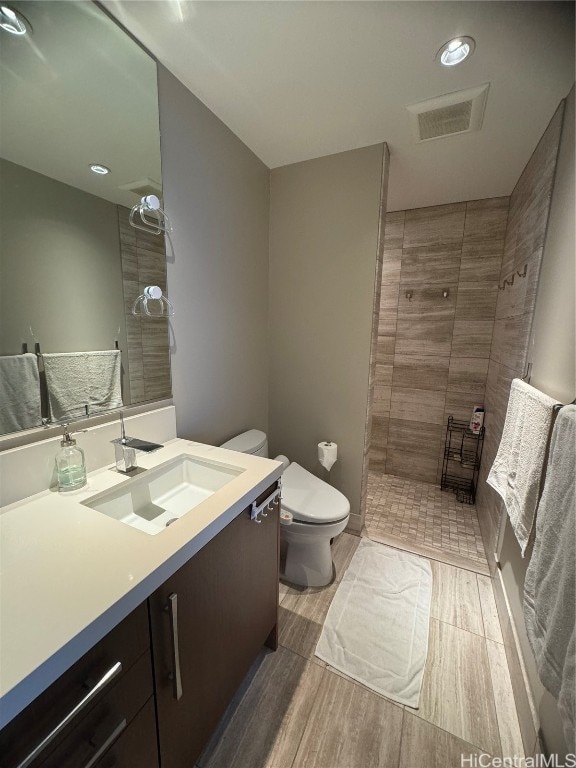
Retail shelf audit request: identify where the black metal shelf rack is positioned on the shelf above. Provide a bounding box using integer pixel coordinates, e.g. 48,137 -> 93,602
440,416 -> 485,504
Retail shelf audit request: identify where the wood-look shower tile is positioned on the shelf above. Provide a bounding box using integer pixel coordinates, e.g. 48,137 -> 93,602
429,561 -> 484,636
460,244 -> 504,284
452,320 -> 495,358
400,245 -> 461,285
495,267 -> 528,320
392,354 -> 449,391
279,585 -> 337,661
199,646 -> 324,768
395,319 -> 454,357
369,448 -> 387,472
382,248 -> 402,282
373,387 -> 391,416
486,639 -> 525,760
384,211 -> 405,249
477,576 -> 504,644
144,373 -> 172,402
411,619 -> 501,756
390,388 -> 445,425
378,309 -> 398,336
376,334 -> 396,361
119,244 -> 139,281
123,279 -> 141,314
448,357 -> 489,394
397,283 -> 457,320
386,419 -> 443,483
403,203 -> 466,248
400,712 -> 490,768
463,197 -> 509,247
490,314 -> 531,370
444,391 -> 485,422
293,669 -> 403,768
371,415 -> 389,450
455,283 -> 498,321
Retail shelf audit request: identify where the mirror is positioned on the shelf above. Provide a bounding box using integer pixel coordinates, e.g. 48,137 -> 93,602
0,0 -> 171,438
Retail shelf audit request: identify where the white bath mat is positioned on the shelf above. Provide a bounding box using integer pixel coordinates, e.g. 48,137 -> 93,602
315,539 -> 432,708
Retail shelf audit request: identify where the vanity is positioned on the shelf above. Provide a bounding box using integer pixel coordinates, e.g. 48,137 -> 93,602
0,439 -> 282,768
0,4 -> 283,764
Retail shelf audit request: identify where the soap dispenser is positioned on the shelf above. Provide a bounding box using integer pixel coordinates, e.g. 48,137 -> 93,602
56,424 -> 87,492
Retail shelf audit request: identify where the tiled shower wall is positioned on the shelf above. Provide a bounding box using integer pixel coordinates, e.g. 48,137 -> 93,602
369,198 -> 509,484
117,206 -> 172,406
475,102 -> 565,561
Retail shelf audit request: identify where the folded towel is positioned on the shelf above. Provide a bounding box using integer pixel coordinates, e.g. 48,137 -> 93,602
487,378 -> 557,555
524,405 -> 575,752
42,350 -> 123,422
0,353 -> 42,434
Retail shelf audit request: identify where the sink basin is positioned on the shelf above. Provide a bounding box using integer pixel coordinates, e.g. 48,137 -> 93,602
83,454 -> 244,535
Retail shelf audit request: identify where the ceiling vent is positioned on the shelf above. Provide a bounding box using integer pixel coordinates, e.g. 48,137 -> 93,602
407,83 -> 489,142
119,177 -> 162,199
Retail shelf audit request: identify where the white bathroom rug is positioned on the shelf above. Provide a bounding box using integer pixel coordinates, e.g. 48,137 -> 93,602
315,538 -> 432,708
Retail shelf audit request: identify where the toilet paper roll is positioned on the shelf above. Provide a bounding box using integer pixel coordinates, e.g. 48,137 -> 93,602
280,510 -> 293,525
318,441 -> 337,471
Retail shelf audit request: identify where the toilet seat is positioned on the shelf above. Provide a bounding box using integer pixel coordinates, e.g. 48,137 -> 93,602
281,462 -> 350,524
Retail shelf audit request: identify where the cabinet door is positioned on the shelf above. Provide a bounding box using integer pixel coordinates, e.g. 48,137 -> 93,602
149,486 -> 279,768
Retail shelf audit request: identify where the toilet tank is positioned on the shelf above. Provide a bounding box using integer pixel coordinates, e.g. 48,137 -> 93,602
220,430 -> 268,457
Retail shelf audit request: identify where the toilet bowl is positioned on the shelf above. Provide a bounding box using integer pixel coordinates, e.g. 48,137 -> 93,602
220,430 -> 350,587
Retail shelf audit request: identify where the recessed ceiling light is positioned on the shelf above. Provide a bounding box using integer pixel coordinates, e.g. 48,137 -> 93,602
89,164 -> 111,175
437,37 -> 475,67
0,5 -> 29,35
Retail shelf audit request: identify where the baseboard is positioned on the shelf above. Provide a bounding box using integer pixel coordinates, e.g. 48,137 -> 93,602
492,569 -> 539,755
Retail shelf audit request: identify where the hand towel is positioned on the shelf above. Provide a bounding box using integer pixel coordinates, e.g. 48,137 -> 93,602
42,350 -> 123,422
487,378 -> 557,555
524,405 -> 575,752
0,353 -> 42,434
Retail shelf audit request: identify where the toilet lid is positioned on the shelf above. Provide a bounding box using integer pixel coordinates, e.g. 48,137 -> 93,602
281,462 -> 350,524
220,430 -> 266,454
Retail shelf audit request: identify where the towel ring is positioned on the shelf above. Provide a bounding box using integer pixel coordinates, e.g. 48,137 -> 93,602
129,195 -> 171,236
132,286 -> 175,318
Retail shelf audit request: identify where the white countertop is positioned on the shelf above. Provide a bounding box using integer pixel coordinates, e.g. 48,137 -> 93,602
0,438 -> 283,728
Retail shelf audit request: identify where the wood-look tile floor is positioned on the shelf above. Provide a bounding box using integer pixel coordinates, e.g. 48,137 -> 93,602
366,472 -> 489,572
198,533 -> 525,768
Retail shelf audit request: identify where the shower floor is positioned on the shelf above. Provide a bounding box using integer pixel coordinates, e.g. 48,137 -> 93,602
365,472 -> 489,573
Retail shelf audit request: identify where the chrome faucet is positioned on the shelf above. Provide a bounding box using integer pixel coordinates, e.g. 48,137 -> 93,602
112,412 -> 163,474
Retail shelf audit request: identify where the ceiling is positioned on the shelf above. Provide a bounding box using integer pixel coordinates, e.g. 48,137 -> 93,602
102,0 -> 574,211
0,1 -> 161,208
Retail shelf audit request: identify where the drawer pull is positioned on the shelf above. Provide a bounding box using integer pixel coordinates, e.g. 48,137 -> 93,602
82,718 -> 127,768
15,661 -> 123,768
164,592 -> 183,701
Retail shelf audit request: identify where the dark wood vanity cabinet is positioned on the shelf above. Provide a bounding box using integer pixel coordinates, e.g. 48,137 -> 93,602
1,483 -> 279,768
149,486 -> 280,768
0,603 -> 155,768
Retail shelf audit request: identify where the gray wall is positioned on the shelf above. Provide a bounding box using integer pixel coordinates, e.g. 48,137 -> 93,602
157,66 -> 270,445
268,145 -> 385,528
0,159 -> 127,358
499,85 -> 575,759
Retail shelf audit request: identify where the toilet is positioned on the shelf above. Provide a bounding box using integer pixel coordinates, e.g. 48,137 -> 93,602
220,430 -> 350,587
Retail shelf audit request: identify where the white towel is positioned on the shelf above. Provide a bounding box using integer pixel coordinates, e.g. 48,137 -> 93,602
315,540 -> 432,708
487,378 -> 557,555
524,405 -> 576,752
0,353 -> 41,434
42,350 -> 123,422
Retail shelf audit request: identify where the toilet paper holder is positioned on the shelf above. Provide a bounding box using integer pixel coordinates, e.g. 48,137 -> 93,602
251,479 -> 282,524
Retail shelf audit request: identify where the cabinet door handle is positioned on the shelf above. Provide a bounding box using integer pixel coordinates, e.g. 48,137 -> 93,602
82,718 -> 127,768
15,661 -> 123,768
164,592 -> 183,700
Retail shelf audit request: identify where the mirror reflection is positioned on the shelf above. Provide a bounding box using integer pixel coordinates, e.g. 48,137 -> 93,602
0,0 -> 171,438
